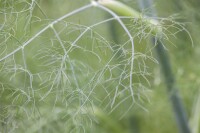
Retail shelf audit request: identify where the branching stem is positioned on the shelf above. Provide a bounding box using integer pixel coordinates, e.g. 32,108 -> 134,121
0,3 -> 93,62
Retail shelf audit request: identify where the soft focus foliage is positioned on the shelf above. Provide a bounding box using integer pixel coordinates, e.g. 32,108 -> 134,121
0,0 -> 199,133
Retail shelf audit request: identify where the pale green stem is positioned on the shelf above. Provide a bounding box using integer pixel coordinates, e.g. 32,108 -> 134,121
97,0 -> 162,35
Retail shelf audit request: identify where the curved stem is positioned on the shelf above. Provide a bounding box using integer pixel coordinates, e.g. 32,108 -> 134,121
94,1 -> 135,101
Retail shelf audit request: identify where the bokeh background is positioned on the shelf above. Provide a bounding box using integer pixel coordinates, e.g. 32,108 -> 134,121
0,0 -> 199,133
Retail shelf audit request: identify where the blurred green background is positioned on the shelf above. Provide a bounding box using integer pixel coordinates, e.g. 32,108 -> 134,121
0,0 -> 199,133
